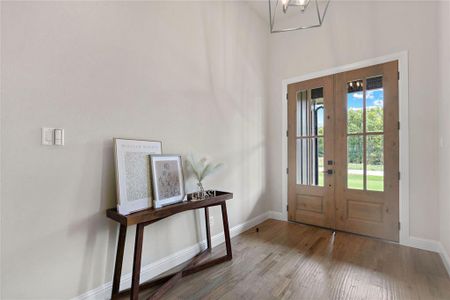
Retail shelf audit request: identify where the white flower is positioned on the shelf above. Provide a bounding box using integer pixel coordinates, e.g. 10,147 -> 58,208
185,154 -> 223,183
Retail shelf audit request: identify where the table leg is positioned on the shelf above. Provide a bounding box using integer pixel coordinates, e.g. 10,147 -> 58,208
111,224 -> 127,299
221,202 -> 232,259
204,207 -> 212,251
131,224 -> 145,300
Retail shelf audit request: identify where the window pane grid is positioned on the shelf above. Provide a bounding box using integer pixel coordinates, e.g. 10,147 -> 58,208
296,135 -> 324,138
296,87 -> 325,187
347,132 -> 383,136
346,76 -> 384,192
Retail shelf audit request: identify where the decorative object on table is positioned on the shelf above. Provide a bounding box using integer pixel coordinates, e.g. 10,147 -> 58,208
185,155 -> 223,201
114,138 -> 162,215
150,155 -> 186,208
187,190 -> 217,201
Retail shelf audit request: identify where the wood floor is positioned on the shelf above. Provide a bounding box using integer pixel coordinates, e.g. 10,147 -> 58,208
129,219 -> 450,300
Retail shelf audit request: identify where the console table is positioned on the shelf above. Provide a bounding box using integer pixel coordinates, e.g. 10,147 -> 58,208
106,191 -> 233,300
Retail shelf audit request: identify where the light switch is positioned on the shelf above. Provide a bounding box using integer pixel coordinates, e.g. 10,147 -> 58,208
42,128 -> 55,145
42,127 -> 64,146
54,129 -> 64,146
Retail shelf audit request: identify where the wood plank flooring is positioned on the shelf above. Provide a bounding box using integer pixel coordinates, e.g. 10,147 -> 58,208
128,219 -> 450,300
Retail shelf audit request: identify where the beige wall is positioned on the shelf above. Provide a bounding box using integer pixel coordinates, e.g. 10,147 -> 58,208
0,1 -> 269,299
438,0 -> 450,261
1,1 -> 448,299
267,1 -> 440,240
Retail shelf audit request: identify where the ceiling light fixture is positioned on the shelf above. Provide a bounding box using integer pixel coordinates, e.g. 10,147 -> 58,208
269,0 -> 330,33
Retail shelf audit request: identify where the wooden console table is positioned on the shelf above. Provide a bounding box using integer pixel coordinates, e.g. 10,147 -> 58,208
106,191 -> 233,300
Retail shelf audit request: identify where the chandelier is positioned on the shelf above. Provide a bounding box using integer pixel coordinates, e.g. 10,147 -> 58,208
269,0 -> 331,33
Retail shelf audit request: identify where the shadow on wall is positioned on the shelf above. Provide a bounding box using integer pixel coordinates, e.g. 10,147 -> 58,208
69,2 -> 268,296
68,139 -> 117,295
199,1 -> 269,223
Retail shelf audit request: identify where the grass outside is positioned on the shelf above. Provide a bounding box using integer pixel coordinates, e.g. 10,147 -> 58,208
348,163 -> 383,171
317,158 -> 384,191
318,171 -> 383,191
319,160 -> 383,171
348,174 -> 383,191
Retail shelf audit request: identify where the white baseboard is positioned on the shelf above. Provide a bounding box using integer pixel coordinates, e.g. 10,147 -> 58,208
401,236 -> 450,277
402,236 -> 441,253
438,242 -> 450,277
268,210 -> 284,221
72,213 -> 450,300
73,211 -> 270,300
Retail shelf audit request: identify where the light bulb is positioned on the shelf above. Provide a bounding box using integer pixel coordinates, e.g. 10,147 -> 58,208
281,0 -> 289,13
291,0 -> 311,12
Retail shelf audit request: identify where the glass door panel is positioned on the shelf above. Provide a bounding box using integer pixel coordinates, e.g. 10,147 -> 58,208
296,88 -> 324,187
346,76 -> 385,192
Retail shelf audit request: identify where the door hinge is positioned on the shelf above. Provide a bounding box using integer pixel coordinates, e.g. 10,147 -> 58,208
286,168 -> 289,174
398,222 -> 401,231
398,71 -> 400,80
287,204 -> 289,211
286,93 -> 288,100
286,130 -> 288,137
398,121 -> 400,130
398,172 -> 401,180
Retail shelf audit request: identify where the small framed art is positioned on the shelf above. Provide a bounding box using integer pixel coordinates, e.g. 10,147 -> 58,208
150,155 -> 186,208
114,138 -> 162,215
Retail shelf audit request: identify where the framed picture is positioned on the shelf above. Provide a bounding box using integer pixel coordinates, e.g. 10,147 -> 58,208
114,138 -> 162,215
150,155 -> 186,208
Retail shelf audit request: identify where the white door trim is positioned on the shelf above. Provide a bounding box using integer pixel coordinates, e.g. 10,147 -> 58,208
281,51 -> 410,245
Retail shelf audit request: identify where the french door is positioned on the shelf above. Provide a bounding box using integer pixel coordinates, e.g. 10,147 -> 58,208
288,76 -> 336,229
287,61 -> 399,242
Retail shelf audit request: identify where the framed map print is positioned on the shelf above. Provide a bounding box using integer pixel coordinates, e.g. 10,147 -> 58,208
150,155 -> 186,208
114,138 -> 162,215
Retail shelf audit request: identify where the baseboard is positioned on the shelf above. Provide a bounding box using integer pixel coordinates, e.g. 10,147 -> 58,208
402,236 -> 441,253
71,212 -> 450,300
73,211 -> 270,300
402,236 -> 450,277
268,210 -> 284,221
438,242 -> 450,277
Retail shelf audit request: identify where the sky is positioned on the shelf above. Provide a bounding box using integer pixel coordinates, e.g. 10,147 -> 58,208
347,88 -> 384,110
305,88 -> 384,130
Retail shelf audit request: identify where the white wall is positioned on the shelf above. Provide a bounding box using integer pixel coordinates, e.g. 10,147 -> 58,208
1,1 -> 448,299
267,1 -> 440,240
438,0 -> 450,263
0,1 -> 269,299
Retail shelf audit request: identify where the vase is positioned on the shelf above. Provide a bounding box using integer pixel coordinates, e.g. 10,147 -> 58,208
197,182 -> 206,199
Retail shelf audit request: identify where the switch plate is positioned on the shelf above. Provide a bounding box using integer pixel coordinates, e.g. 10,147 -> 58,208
41,128 -> 64,146
54,129 -> 64,146
42,128 -> 55,145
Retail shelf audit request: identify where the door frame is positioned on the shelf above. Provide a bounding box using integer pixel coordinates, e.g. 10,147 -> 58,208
280,51 -> 410,245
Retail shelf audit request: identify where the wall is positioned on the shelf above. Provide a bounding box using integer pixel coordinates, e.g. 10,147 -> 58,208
0,1 -> 269,299
267,1 -> 440,240
438,0 -> 450,264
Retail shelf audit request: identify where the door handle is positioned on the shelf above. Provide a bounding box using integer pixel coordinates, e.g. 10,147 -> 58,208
322,169 -> 334,175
